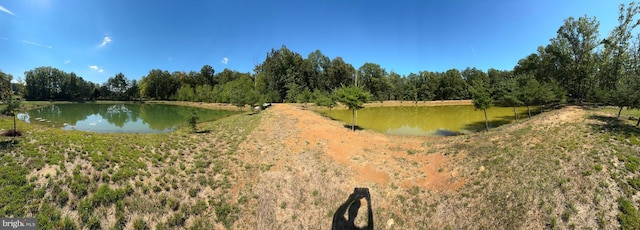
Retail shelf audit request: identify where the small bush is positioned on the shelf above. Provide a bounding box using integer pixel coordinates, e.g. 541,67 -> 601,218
132,218 -> 149,230
189,217 -> 214,230
77,199 -> 93,223
191,200 -> 208,214
629,177 -> 640,191
625,156 -> 640,172
188,187 -> 200,198
57,190 -> 69,207
214,202 -> 240,228
168,198 -> 180,211
60,216 -> 78,230
86,216 -> 102,230
594,164 -> 603,171
189,111 -> 199,133
92,184 -> 126,207
618,198 -> 640,229
166,212 -> 186,227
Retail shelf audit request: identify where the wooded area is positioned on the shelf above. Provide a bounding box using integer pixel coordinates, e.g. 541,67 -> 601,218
2,3 -> 640,115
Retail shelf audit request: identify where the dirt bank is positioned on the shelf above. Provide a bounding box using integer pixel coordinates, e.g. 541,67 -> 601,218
237,104 -> 465,228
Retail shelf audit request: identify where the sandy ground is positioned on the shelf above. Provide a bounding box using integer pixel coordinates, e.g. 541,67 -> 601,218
237,103 -> 465,229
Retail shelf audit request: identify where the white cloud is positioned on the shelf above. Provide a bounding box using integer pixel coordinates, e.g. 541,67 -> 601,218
99,36 -> 112,47
88,65 -> 104,73
221,57 -> 229,65
64,59 -> 72,64
22,40 -> 53,49
0,5 -> 16,16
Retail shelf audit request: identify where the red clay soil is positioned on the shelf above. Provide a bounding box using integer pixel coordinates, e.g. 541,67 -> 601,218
251,103 -> 464,191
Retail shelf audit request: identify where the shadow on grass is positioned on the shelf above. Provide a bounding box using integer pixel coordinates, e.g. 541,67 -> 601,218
433,129 -> 461,136
461,118 -> 513,133
588,114 -> 640,137
0,139 -> 19,150
195,130 -> 211,134
342,124 -> 364,131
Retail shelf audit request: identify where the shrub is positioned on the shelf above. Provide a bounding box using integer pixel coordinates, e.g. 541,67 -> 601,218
132,218 -> 149,230
36,203 -> 62,229
77,198 -> 94,223
189,217 -> 214,230
191,200 -> 208,214
92,184 -> 126,207
86,216 -> 102,230
57,190 -> 69,207
189,111 -> 199,133
167,198 -> 180,211
214,202 -> 240,228
60,216 -> 78,230
618,198 -> 640,229
166,212 -> 186,227
629,177 -> 640,191
188,187 -> 200,198
113,201 -> 127,230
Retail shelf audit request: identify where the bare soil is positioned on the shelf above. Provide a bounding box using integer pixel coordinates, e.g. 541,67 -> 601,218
236,104 -> 465,229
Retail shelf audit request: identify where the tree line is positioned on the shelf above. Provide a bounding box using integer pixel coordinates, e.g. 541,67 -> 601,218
3,2 -> 640,123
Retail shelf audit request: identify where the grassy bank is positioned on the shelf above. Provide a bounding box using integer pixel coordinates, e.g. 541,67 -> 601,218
0,111 -> 261,229
380,106 -> 640,228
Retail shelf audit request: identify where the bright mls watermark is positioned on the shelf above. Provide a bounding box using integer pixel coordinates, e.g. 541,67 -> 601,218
0,218 -> 37,230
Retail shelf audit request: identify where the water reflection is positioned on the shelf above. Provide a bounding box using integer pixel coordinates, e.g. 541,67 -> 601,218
18,103 -> 237,133
323,105 -> 537,136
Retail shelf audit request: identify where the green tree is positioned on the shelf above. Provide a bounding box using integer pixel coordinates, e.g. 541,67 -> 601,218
254,45 -> 306,102
285,83 -> 300,103
228,76 -> 258,111
437,69 -> 468,100
469,80 -> 493,131
188,111 -> 199,133
127,79 -> 140,101
194,84 -> 213,102
517,74 -> 541,117
333,85 -> 371,131
105,73 -> 129,100
552,15 -> 600,102
21,66 -> 98,101
312,89 -> 337,110
199,65 -> 216,86
307,50 -> 331,90
598,2 -> 640,117
1,71 -> 21,137
297,88 -> 312,108
494,77 -> 523,121
326,57 -> 356,91
462,67 -> 489,86
388,72 -> 407,102
176,85 -> 195,101
357,63 -> 387,102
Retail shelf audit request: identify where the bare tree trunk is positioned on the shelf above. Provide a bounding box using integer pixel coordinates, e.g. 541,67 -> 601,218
617,106 -> 624,119
513,106 -> 518,122
351,109 -> 355,131
483,109 -> 489,131
527,105 -> 531,118
13,111 -> 17,138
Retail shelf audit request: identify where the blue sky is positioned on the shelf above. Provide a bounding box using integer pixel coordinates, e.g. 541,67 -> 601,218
0,0 -> 631,84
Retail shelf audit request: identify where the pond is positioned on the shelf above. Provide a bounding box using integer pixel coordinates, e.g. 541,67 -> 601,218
17,103 -> 239,133
322,105 -> 538,136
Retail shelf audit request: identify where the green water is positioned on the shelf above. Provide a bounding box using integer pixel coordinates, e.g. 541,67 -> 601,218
18,103 -> 238,133
322,105 -> 537,136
